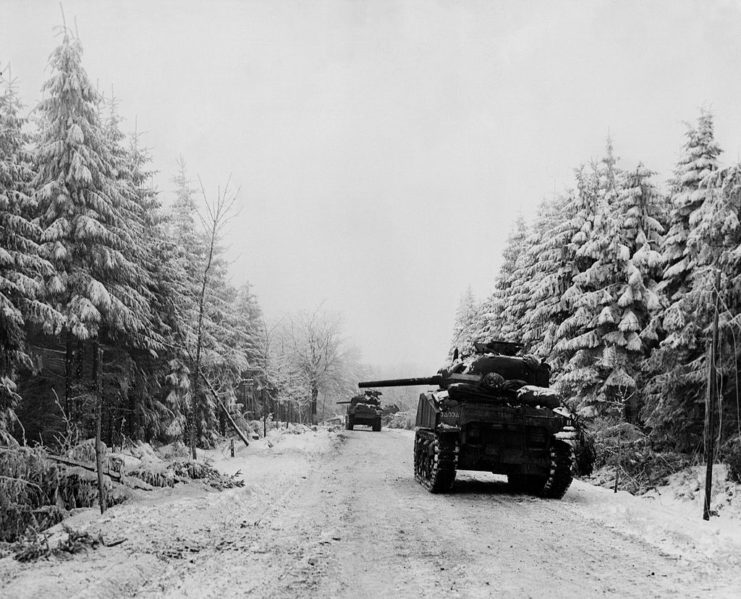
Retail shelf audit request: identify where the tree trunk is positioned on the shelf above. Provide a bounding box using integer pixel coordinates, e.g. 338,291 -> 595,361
128,386 -> 136,439
311,385 -> 318,425
190,216 -> 217,460
703,270 -> 721,521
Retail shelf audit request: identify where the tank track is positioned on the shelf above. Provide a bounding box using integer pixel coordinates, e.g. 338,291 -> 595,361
414,430 -> 457,493
541,439 -> 574,499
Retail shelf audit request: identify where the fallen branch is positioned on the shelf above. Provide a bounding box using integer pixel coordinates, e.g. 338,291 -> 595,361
0,475 -> 44,493
45,455 -> 153,490
199,369 -> 250,449
46,455 -> 122,482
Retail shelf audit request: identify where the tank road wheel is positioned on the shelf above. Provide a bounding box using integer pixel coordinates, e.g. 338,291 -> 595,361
373,419 -> 382,432
414,430 -> 457,493
541,439 -> 574,499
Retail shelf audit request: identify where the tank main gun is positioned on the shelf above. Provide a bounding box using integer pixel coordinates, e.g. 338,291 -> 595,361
359,376 -> 440,388
358,373 -> 480,389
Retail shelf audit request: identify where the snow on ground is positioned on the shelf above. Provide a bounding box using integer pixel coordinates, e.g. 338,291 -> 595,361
3,425 -> 741,598
567,481 -> 741,565
102,427 -> 741,569
205,424 -> 339,477
0,424 -> 344,599
381,430 -> 741,574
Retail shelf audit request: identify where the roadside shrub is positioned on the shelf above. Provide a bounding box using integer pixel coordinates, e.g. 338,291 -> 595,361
587,421 -> 691,494
722,436 -> 741,483
573,425 -> 596,477
384,411 -> 414,429
0,445 -> 124,542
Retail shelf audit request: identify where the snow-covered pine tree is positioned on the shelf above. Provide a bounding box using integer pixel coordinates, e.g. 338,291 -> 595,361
615,163 -> 666,421
0,70 -> 62,434
109,122 -> 182,441
686,163 -> 741,447
480,216 -> 529,344
558,152 -> 666,423
229,282 -> 268,418
162,158 -> 207,443
196,255 -> 251,441
232,282 -> 266,375
501,218 -> 538,345
659,112 -> 721,304
644,112 -> 722,450
34,30 -> 153,422
166,166 -> 246,444
520,195 -> 573,357
449,286 -> 479,358
553,145 -> 627,417
546,162 -> 603,382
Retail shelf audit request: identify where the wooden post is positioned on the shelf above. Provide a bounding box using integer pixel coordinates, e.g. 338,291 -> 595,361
94,342 -> 106,515
64,331 -> 73,416
703,270 -> 721,521
230,438 -> 235,458
614,433 -> 621,494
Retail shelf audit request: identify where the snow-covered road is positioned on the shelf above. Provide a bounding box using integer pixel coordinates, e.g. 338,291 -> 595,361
2,428 -> 740,598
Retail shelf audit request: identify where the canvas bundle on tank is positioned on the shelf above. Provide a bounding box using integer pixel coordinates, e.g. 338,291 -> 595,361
516,385 -> 561,409
466,354 -> 549,387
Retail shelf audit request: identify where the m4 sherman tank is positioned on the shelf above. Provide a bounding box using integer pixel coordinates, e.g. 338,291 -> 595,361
359,341 -> 576,498
337,390 -> 383,431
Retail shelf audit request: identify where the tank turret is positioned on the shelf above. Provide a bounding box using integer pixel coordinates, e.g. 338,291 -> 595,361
359,340 -> 554,406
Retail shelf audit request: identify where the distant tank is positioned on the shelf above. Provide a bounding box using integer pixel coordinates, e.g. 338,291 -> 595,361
359,340 -> 576,498
337,390 -> 383,432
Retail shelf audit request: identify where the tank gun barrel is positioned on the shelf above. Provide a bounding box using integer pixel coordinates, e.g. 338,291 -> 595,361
359,376 -> 442,388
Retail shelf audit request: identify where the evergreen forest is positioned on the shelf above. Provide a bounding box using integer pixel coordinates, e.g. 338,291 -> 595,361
450,120 -> 741,485
0,29 -> 364,461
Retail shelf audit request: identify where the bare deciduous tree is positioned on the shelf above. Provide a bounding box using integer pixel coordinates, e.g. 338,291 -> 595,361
189,177 -> 240,457
275,307 -> 362,424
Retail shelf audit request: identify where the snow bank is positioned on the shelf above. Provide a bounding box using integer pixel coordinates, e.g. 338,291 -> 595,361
203,425 -> 339,480
252,425 -> 337,454
566,473 -> 741,566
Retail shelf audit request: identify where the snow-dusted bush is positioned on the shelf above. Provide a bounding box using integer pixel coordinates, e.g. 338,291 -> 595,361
0,446 -> 124,542
588,422 -> 692,494
723,436 -> 741,483
384,411 -> 414,429
573,424 -> 596,476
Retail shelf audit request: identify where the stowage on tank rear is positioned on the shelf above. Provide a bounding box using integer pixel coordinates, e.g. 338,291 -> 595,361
360,340 -> 576,497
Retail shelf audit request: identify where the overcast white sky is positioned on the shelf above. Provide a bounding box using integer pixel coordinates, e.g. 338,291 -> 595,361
3,0 -> 741,372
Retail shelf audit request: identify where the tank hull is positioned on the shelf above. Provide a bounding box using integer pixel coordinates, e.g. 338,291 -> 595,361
345,403 -> 382,431
414,389 -> 575,496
